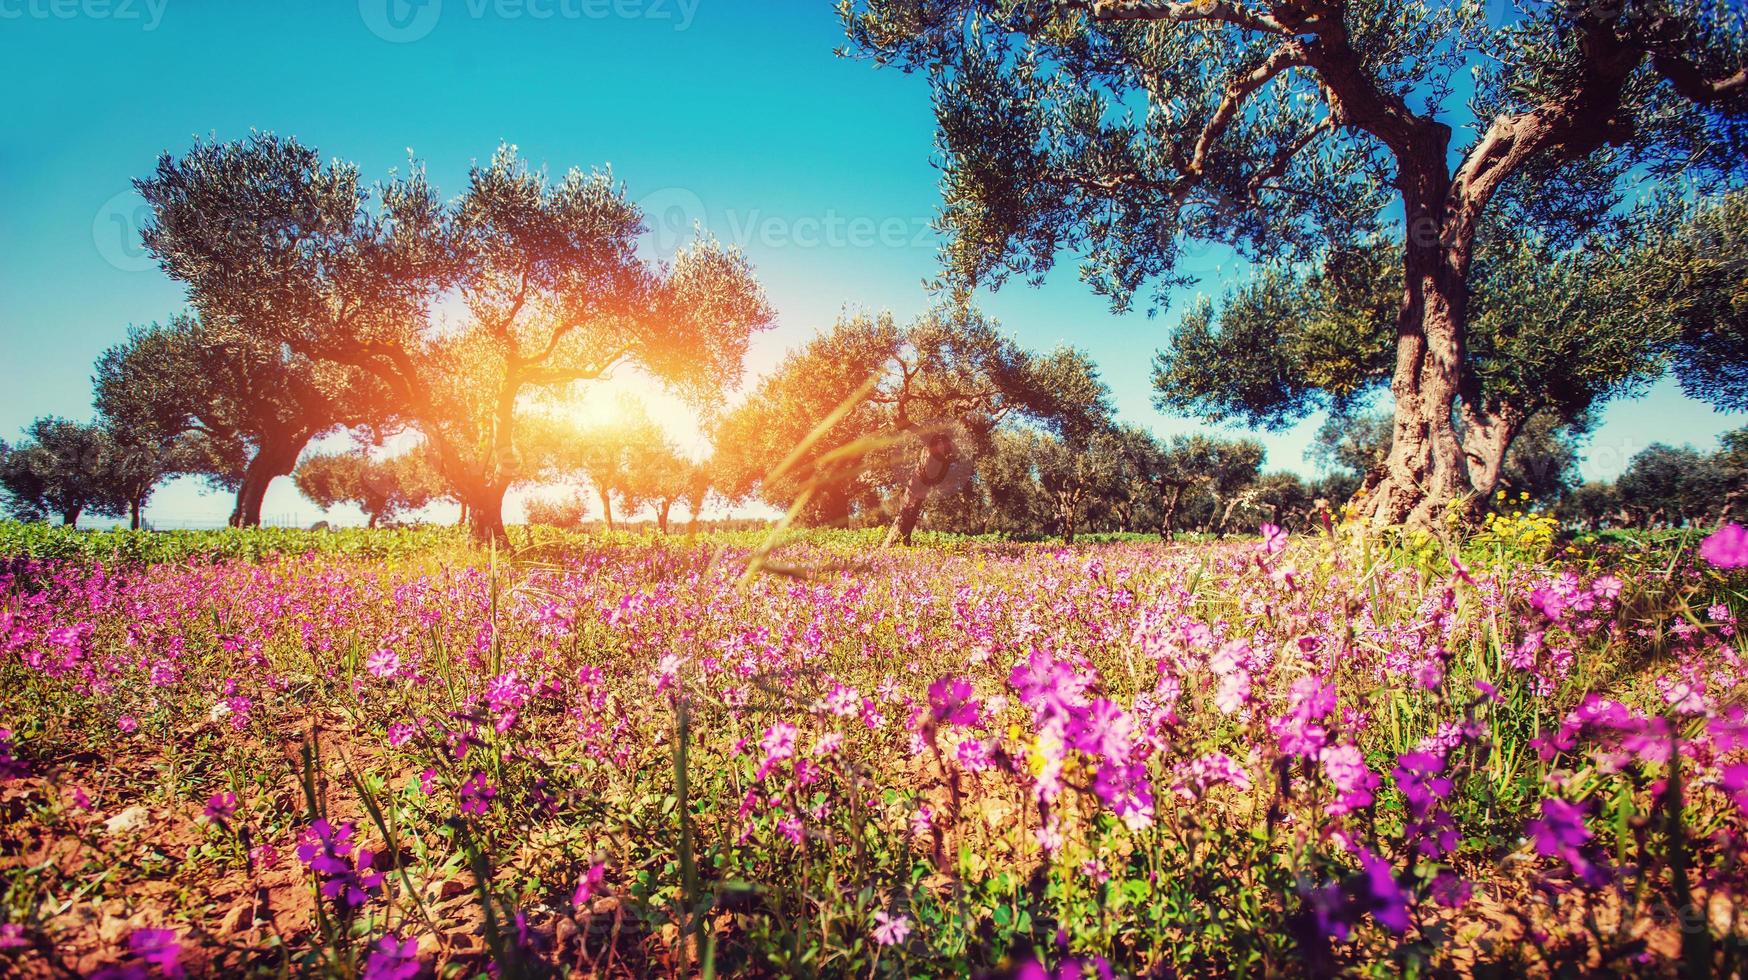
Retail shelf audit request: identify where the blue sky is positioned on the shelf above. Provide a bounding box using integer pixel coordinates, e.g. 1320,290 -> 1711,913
0,0 -> 1738,526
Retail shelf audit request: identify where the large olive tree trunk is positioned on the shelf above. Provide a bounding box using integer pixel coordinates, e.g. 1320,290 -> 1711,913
1357,168 -> 1489,532
231,428 -> 315,527
883,435 -> 953,548
465,481 -> 509,544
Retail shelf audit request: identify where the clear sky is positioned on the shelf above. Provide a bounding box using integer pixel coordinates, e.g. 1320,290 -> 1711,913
0,0 -> 1739,527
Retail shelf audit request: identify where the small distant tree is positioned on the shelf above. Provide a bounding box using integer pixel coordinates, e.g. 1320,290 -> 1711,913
678,456 -> 717,535
1036,429 -> 1125,544
1250,472 -> 1317,530
525,493 -> 591,529
0,419 -> 134,526
94,314 -> 392,527
1559,482 -> 1625,531
1116,429 -> 1262,542
626,441 -> 704,534
293,447 -> 447,527
717,306 -> 1112,545
99,424 -> 211,530
542,403 -> 668,532
1615,443 -> 1729,527
976,428 -> 1052,537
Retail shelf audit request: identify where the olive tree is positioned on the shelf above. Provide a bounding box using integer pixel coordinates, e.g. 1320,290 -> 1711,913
137,135 -> 772,542
842,0 -> 1747,528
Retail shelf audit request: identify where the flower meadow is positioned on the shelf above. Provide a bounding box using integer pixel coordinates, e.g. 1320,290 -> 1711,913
2,523 -> 1748,977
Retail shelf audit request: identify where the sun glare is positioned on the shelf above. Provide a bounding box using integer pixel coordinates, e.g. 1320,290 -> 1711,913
559,372 -> 711,459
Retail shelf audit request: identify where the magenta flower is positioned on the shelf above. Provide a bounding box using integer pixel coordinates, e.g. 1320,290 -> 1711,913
0,729 -> 27,781
871,909 -> 912,946
296,819 -> 383,911
1356,850 -> 1410,933
0,923 -> 29,949
362,934 -> 421,980
459,772 -> 496,816
203,792 -> 237,821
1430,872 -> 1472,909
1526,797 -> 1611,886
1259,522 -> 1288,554
927,676 -> 980,727
128,928 -> 184,978
954,737 -> 992,772
1527,797 -> 1591,855
1392,751 -> 1452,813
1700,523 -> 1748,570
1319,744 -> 1378,815
755,722 -> 797,781
366,649 -> 401,679
572,861 -> 606,909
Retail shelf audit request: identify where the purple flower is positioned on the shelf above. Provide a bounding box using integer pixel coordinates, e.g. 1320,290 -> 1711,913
1701,523 -> 1748,570
366,649 -> 401,679
296,819 -> 383,911
203,792 -> 237,821
0,923 -> 29,949
459,772 -> 496,816
1259,522 -> 1288,554
755,722 -> 797,781
927,676 -> 980,728
1527,587 -> 1565,622
871,909 -> 912,946
362,934 -> 421,980
0,729 -> 27,781
1392,751 -> 1452,816
1356,850 -> 1410,933
572,861 -> 606,909
1274,676 -> 1336,757
1091,759 -> 1156,830
1430,872 -> 1472,909
128,928 -> 184,979
1065,698 -> 1135,765
1526,797 -> 1611,886
1319,744 -> 1379,815
954,737 -> 992,772
1527,798 -> 1590,855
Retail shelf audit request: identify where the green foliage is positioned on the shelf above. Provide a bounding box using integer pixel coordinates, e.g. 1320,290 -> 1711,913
137,134 -> 774,538
293,446 -> 449,527
715,305 -> 1112,537
841,0 -> 1747,524
0,521 -> 468,564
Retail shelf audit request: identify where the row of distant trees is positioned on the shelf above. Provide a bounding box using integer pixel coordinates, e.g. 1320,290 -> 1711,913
1560,429 -> 1748,531
0,135 -> 774,539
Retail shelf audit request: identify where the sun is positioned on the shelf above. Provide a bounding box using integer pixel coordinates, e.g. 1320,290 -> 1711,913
559,371 -> 711,457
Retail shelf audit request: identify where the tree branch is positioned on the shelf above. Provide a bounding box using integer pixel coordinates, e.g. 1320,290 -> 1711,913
1075,0 -> 1287,34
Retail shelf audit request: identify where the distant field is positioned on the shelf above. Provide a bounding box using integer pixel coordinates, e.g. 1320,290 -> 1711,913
1,524 -> 1745,976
